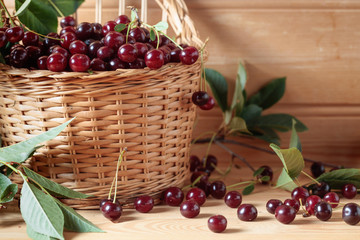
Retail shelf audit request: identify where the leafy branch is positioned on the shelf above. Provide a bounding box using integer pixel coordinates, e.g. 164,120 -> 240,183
0,119 -> 104,239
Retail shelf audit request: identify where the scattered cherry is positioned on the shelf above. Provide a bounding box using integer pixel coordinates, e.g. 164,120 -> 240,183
186,188 -> 206,206
202,155 -> 218,172
314,201 -> 332,221
305,195 -> 322,215
284,199 -> 300,213
323,192 -> 340,208
100,199 -> 122,222
210,181 -> 226,199
224,191 -> 242,208
192,91 -> 209,106
180,199 -> 200,218
342,203 -> 360,225
291,187 -> 310,204
342,184 -> 357,199
163,187 -> 184,206
310,162 -> 325,178
208,215 -> 227,233
237,204 -> 257,221
189,155 -> 201,172
275,205 -> 296,224
266,199 -> 283,214
134,195 -> 154,213
309,182 -> 331,198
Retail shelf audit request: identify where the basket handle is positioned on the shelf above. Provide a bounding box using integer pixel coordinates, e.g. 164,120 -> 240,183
95,0 -> 202,47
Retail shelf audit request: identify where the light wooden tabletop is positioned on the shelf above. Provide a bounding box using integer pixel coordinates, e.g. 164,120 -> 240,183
1,163 -> 360,240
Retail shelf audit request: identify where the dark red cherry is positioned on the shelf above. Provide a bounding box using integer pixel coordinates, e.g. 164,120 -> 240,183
6,26 -> 24,43
46,53 -> 67,72
310,162 -> 325,178
37,56 -> 48,70
284,199 -> 300,213
266,199 -> 283,214
144,49 -> 164,70
90,58 -> 107,71
60,32 -> 77,49
257,165 -> 273,184
210,181 -> 226,199
192,91 -> 209,106
208,215 -> 227,233
10,47 -> 28,68
108,58 -> 126,70
0,31 -> 7,48
69,40 -> 88,55
163,187 -> 184,207
342,184 -> 357,199
180,46 -> 199,65
104,31 -> 125,49
129,27 -> 146,42
291,187 -> 310,204
128,58 -> 145,69
60,26 -> 76,36
237,204 -> 257,221
60,16 -> 76,28
199,96 -> 215,110
186,188 -> 206,206
97,46 -> 115,61
134,195 -> 154,213
118,44 -> 138,63
202,155 -> 217,172
305,195 -> 321,215
76,22 -> 93,40
224,191 -> 242,208
88,40 -> 103,58
69,54 -> 90,72
43,32 -> 60,49
102,21 -> 117,36
133,42 -> 148,58
189,155 -> 201,172
22,31 -> 39,46
180,199 -> 200,218
342,203 -> 360,225
114,15 -> 130,24
275,205 -> 296,224
100,199 -> 122,222
314,201 -> 332,221
323,192 -> 340,208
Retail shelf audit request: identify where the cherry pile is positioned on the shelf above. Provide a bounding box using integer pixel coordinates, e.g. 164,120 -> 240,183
0,15 -> 199,72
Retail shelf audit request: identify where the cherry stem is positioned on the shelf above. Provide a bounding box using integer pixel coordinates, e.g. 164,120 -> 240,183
227,180 -> 255,189
0,0 -> 16,27
112,149 -> 126,203
301,170 -> 321,185
158,31 -> 183,50
203,132 -> 217,168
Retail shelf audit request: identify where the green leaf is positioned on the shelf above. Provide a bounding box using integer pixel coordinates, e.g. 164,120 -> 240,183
229,117 -> 251,135
0,184 -> 18,203
289,118 -> 302,152
0,172 -> 12,190
260,175 -> 271,182
131,9 -> 137,21
224,110 -> 232,126
23,167 -> 90,199
154,21 -> 169,31
27,225 -> 58,240
0,118 -> 74,165
205,68 -> 228,112
55,199 -> 105,233
46,0 -> 84,17
275,168 -> 299,191
253,167 -> 265,177
240,104 -> 262,122
114,24 -> 127,32
242,184 -> 255,195
14,0 -> 31,16
253,114 -> 308,132
15,0 -> 58,35
270,143 -> 304,178
248,77 -> 286,110
150,28 -> 156,41
20,181 -> 64,239
230,62 -> 246,114
316,168 -> 360,189
251,127 -> 280,145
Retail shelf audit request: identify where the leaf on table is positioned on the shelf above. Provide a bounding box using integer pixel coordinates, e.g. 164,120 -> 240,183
289,118 -> 302,152
154,21 -> 169,31
20,181 -> 64,240
0,184 -> 18,203
230,61 -> 246,115
247,77 -> 286,110
55,199 -> 105,233
15,0 -> 58,35
253,114 -> 308,132
275,168 -> 299,191
23,167 -> 91,199
204,68 -> 228,112
27,225 -> 58,240
0,118 -> 74,166
316,168 -> 360,189
242,184 -> 255,195
270,143 -> 304,178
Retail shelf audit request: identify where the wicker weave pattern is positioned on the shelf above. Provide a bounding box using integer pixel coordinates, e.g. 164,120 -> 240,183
0,0 -> 203,209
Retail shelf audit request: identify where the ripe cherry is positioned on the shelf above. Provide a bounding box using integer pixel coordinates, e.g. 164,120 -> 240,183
180,199 -> 200,218
192,91 -> 209,106
323,192 -> 340,208
100,199 -> 122,222
266,199 -> 283,214
6,26 -> 24,43
237,204 -> 257,221
144,49 -> 164,70
97,46 -> 115,61
104,31 -> 125,49
76,22 -> 93,40
284,199 -> 300,213
314,201 -> 332,221
102,21 -> 117,36
69,40 -> 88,55
210,181 -> 226,199
342,203 -> 360,225
118,44 -> 138,63
46,52 -> 67,72
108,58 -> 126,70
22,31 -> 39,46
37,56 -> 48,70
275,205 -> 296,224
0,31 -> 7,48
257,165 -> 273,184
180,46 -> 199,65
134,195 -> 154,213
291,187 -> 310,204
114,15 -> 130,24
305,195 -> 322,215
60,16 -> 76,28
90,58 -> 107,71
342,184 -> 357,199
69,54 -> 90,72
208,215 -> 227,233
202,155 -> 218,172
310,162 -> 325,178
60,32 -> 77,49
163,187 -> 184,206
189,155 -> 201,172
224,191 -> 242,208
309,182 -> 331,198
199,96 -> 215,110
186,188 -> 206,206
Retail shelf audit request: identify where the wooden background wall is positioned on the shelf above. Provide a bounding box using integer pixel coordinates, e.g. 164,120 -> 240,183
6,0 -> 360,167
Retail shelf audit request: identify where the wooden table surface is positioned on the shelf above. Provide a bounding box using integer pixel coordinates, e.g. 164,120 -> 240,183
1,165 -> 360,240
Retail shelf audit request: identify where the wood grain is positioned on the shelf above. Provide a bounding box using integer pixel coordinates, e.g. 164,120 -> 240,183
1,164 -> 360,240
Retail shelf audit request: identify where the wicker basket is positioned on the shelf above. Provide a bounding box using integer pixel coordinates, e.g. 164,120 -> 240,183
0,0 -> 204,209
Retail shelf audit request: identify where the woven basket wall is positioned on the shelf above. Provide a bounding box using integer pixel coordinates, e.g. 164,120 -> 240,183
0,0 -> 204,209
